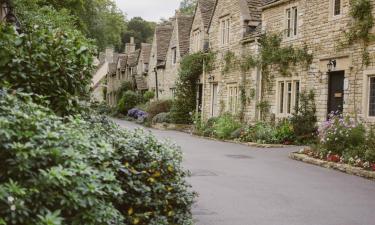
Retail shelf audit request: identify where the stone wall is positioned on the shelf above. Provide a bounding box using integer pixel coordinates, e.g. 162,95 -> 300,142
262,0 -> 375,123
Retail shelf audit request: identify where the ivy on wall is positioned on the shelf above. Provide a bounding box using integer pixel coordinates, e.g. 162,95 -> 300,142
344,0 -> 375,66
170,51 -> 216,124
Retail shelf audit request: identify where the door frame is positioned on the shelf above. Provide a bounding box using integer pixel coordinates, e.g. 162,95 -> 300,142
327,70 -> 345,116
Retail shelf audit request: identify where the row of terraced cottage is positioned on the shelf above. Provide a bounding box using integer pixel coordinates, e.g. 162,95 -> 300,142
92,0 -> 375,124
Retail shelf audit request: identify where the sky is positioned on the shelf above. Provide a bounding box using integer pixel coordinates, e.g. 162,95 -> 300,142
115,0 -> 181,22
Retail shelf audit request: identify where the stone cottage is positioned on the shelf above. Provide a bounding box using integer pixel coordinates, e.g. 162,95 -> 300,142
136,43 -> 152,92
189,0 -> 216,113
163,13 -> 193,99
261,0 -> 375,123
201,0 -> 263,121
147,23 -> 174,99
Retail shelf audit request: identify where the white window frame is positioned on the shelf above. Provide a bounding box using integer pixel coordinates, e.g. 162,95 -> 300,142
276,79 -> 301,117
362,70 -> 375,121
329,0 -> 343,20
220,16 -> 230,46
285,6 -> 298,39
227,83 -> 239,114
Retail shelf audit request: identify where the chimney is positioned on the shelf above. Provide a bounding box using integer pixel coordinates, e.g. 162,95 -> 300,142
125,37 -> 136,54
105,48 -> 114,63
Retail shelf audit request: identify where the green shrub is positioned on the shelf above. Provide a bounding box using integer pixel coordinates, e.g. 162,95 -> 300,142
275,119 -> 295,144
318,115 -> 366,155
290,90 -> 317,143
193,115 -> 218,137
0,90 -> 124,225
213,114 -> 241,139
152,112 -> 171,124
117,91 -> 143,114
143,91 -> 155,102
117,81 -> 135,99
0,90 -> 196,225
146,100 -> 173,120
240,122 -> 278,144
0,23 -> 94,116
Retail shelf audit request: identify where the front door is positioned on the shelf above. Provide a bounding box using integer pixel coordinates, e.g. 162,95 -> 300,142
328,71 -> 345,115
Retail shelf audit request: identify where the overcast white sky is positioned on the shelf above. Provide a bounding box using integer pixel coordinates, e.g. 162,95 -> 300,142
115,0 -> 181,22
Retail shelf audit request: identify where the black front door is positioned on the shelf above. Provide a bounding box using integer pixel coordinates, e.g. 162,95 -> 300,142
328,71 -> 345,115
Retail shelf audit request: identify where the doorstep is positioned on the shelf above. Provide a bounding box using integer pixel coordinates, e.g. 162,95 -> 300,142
290,151 -> 375,181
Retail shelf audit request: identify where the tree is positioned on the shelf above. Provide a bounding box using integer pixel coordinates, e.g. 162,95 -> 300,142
179,0 -> 197,15
121,17 -> 156,50
13,0 -> 126,51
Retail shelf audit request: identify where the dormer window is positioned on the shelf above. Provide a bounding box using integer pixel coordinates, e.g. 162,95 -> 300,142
220,16 -> 230,46
172,47 -> 177,65
286,6 -> 298,38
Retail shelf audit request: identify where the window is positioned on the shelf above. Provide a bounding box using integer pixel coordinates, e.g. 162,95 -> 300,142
144,63 -> 149,73
286,7 -> 298,38
369,77 -> 375,116
228,84 -> 239,113
220,17 -> 230,46
278,80 -> 301,115
334,0 -> 341,16
172,47 -> 177,64
192,29 -> 201,52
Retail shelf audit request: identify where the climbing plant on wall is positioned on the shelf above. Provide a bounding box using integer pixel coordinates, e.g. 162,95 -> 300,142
344,0 -> 375,66
170,51 -> 216,124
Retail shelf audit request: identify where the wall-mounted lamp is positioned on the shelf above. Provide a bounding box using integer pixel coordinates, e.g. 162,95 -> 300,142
208,75 -> 215,81
327,59 -> 337,72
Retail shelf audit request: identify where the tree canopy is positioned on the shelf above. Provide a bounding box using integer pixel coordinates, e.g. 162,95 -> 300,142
121,17 -> 156,50
179,0 -> 197,15
13,0 -> 126,51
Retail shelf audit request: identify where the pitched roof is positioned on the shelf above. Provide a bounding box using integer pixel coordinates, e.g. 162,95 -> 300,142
118,54 -> 128,70
135,76 -> 148,90
208,0 -> 262,31
127,49 -> 140,67
177,15 -> 194,57
140,43 -> 152,64
197,0 -> 215,28
155,24 -> 173,65
108,63 -> 117,76
263,0 -> 280,5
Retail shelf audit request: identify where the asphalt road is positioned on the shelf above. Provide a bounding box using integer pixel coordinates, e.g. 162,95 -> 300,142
114,119 -> 375,225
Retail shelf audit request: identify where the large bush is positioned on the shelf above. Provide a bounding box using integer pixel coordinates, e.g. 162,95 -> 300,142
290,90 -> 317,143
213,114 -> 241,139
0,24 -> 94,116
117,91 -> 143,114
0,91 -> 123,224
146,100 -> 173,121
0,90 -> 195,225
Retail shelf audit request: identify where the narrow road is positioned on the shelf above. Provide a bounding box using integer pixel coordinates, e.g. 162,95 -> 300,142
114,119 -> 375,225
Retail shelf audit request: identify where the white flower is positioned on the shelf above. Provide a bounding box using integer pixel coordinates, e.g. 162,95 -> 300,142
10,205 -> 16,211
7,196 -> 14,203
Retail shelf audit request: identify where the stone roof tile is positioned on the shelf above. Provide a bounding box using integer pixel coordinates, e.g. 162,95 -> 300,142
156,24 -> 173,65
140,43 -> 152,64
127,49 -> 140,67
177,15 -> 194,57
198,0 -> 215,28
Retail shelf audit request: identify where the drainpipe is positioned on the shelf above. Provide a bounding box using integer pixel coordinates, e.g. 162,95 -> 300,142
154,67 -> 159,99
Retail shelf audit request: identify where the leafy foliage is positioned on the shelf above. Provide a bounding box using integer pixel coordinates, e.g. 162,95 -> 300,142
0,90 -> 196,225
290,90 -> 317,143
344,0 -> 375,65
152,112 -> 172,124
143,91 -> 156,102
212,114 -> 242,140
13,0 -> 127,51
0,24 -> 94,116
146,100 -> 173,121
170,51 -> 215,124
179,0 -> 197,15
117,91 -> 144,114
122,17 -> 156,50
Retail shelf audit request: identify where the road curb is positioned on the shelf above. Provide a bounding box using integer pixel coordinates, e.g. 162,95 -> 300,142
290,152 -> 375,181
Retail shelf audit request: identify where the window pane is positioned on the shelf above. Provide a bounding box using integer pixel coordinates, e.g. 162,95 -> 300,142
280,82 -> 285,114
287,82 -> 292,114
295,81 -> 300,112
293,7 -> 298,36
369,77 -> 375,116
334,0 -> 341,16
286,9 -> 291,37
